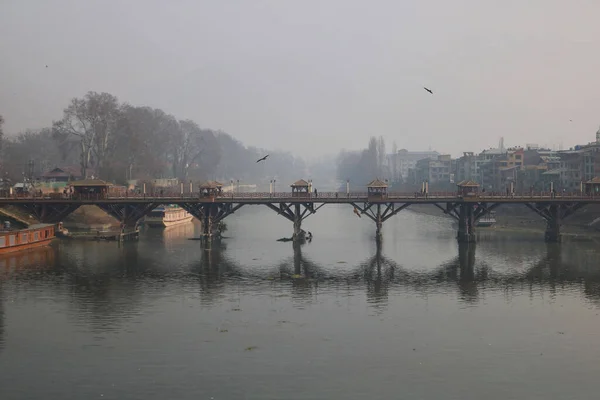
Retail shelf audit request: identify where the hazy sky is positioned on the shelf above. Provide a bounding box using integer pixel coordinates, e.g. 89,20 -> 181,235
2,0 -> 600,158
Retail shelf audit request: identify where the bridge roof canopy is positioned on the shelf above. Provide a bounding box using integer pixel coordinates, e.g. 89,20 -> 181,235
367,178 -> 388,188
290,179 -> 309,188
199,180 -> 223,189
586,177 -> 600,184
457,180 -> 480,187
69,179 -> 111,187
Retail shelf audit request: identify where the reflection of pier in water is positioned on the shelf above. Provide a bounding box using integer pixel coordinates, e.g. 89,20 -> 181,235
2,239 -> 600,335
192,241 -> 600,308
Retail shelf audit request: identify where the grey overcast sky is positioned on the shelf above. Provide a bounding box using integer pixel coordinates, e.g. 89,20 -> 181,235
1,0 -> 600,158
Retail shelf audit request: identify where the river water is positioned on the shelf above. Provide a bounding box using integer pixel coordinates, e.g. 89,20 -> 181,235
1,206 -> 600,399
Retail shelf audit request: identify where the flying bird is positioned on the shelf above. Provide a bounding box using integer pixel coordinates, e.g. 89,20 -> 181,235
423,87 -> 433,94
45,65 -> 48,68
256,155 -> 269,163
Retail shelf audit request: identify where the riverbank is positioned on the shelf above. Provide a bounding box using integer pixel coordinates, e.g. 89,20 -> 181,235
62,205 -> 120,230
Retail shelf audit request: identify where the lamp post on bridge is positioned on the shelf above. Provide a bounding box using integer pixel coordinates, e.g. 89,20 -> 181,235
230,179 -> 234,198
346,179 -> 349,197
237,179 -> 240,194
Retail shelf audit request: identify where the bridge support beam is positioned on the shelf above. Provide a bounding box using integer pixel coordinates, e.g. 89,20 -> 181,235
293,204 -> 302,240
12,203 -> 81,224
350,202 -> 410,241
181,203 -> 244,240
264,202 -> 324,241
524,202 -> 586,243
96,203 -> 159,228
433,202 -> 502,243
545,205 -> 561,242
457,204 -> 476,243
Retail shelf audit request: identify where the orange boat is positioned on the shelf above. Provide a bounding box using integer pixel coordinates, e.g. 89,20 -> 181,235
0,223 -> 56,254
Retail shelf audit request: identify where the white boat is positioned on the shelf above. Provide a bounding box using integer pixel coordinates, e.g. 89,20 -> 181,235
477,212 -> 497,227
144,205 -> 194,227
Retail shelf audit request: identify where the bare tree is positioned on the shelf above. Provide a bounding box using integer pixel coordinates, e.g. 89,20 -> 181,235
116,105 -> 178,180
0,114 -> 4,158
391,141 -> 398,182
2,128 -> 65,182
170,120 -> 221,181
377,136 -> 386,177
52,92 -> 121,179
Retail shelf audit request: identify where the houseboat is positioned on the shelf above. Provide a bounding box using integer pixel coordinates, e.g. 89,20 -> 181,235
0,223 -> 56,254
477,212 -> 497,228
144,205 -> 194,227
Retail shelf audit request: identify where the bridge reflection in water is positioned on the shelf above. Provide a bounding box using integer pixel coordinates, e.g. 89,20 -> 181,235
186,238 -> 600,310
1,235 -> 600,343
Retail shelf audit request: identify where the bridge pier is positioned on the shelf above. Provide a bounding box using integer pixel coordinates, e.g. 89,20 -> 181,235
96,203 -> 158,229
375,210 -> 383,241
545,205 -> 561,242
264,202 -> 324,242
457,204 -> 476,243
433,202 -> 502,243
181,203 -> 243,240
350,202 -> 410,241
524,203 -> 585,243
292,204 -> 303,240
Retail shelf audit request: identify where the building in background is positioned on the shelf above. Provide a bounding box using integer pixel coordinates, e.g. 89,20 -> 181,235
40,166 -> 85,182
387,149 -> 439,183
409,154 -> 454,188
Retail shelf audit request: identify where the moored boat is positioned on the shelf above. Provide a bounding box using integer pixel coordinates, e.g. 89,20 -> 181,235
477,212 -> 497,228
0,223 -> 56,254
144,205 -> 194,227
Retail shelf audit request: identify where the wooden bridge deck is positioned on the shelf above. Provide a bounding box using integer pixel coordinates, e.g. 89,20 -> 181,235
1,191 -> 596,243
2,192 -> 600,205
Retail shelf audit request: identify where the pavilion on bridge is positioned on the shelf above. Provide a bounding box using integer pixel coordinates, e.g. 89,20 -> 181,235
457,180 -> 480,197
367,178 -> 388,198
199,181 -> 223,197
70,179 -> 112,199
291,179 -> 310,197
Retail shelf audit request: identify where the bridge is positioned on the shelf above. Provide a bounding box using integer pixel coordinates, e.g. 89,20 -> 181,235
1,190 -> 598,243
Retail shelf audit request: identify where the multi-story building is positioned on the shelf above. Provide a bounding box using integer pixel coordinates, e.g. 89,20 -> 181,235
388,149 -> 439,183
554,152 -> 582,190
455,152 -> 478,183
516,149 -> 560,191
411,154 -> 454,187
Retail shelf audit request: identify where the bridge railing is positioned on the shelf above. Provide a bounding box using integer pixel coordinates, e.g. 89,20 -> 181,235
2,190 -> 600,201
